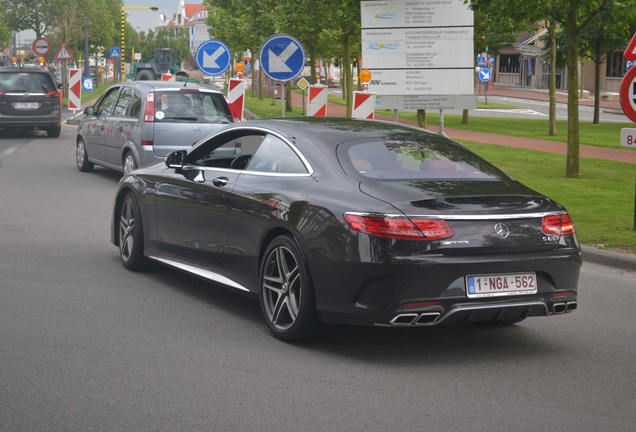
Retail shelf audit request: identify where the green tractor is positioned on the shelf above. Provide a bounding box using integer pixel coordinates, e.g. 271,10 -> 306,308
128,48 -> 200,81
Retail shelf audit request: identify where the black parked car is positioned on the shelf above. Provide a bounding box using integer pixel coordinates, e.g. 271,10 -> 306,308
0,66 -> 61,137
111,118 -> 582,341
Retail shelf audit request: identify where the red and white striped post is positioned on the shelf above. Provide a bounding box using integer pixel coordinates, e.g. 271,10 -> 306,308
68,69 -> 81,112
307,85 -> 327,117
352,91 -> 376,119
227,78 -> 246,122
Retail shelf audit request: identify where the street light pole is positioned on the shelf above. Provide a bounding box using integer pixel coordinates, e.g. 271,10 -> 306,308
120,6 -> 158,82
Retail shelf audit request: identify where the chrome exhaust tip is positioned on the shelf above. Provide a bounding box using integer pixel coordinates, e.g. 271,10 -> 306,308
552,302 -> 567,314
415,312 -> 441,325
566,301 -> 577,312
390,313 -> 418,326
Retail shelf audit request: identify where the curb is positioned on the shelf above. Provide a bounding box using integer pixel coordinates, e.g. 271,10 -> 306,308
582,245 -> 636,272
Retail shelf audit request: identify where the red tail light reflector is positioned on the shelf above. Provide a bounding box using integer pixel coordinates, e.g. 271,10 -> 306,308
402,301 -> 441,309
47,90 -> 59,98
144,92 -> 155,122
140,140 -> 153,147
542,214 -> 575,235
344,213 -> 453,240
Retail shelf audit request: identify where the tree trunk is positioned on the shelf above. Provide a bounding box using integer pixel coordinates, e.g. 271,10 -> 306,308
417,109 -> 426,128
285,82 -> 292,112
343,35 -> 353,118
548,22 -> 557,136
593,43 -> 602,124
565,10 -> 580,179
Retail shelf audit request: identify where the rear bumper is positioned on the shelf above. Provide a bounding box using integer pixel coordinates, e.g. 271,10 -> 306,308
309,248 -> 582,327
0,114 -> 61,129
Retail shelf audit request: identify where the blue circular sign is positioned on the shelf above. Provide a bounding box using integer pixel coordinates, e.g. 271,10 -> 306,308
479,68 -> 492,82
82,76 -> 94,92
196,40 -> 231,76
259,34 -> 306,82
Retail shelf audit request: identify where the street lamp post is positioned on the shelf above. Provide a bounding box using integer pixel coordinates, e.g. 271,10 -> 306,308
121,6 -> 158,81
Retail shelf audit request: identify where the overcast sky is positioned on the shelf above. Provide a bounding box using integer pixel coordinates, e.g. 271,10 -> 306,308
123,0 -> 203,32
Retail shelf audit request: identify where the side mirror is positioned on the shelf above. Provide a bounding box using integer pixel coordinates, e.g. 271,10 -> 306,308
165,150 -> 187,170
83,106 -> 95,116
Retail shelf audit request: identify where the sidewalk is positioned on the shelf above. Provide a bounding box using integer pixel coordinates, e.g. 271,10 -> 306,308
290,85 -> 636,164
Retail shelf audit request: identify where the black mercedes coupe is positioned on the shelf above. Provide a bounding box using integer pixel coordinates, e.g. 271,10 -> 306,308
111,118 -> 581,341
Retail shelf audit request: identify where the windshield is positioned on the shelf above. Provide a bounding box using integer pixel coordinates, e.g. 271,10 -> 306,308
154,90 -> 232,123
343,134 -> 509,181
0,71 -> 56,93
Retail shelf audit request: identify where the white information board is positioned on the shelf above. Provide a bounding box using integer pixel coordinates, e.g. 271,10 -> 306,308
361,0 -> 476,110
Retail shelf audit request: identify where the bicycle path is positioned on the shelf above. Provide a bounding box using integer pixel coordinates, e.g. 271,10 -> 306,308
288,90 -> 636,164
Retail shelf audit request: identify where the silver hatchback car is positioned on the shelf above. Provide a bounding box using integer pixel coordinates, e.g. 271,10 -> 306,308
76,80 -> 233,174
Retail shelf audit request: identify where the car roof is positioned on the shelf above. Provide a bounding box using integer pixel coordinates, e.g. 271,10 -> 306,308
240,117 -> 439,146
123,80 -> 224,94
0,66 -> 51,73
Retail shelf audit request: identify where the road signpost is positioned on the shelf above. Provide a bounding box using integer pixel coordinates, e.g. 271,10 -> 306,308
259,34 -> 306,117
68,69 -> 81,112
619,32 -> 636,230
195,40 -> 231,76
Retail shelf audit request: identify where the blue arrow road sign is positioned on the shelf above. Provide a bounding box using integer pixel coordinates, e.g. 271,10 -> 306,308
259,34 -> 306,82
195,40 -> 231,76
109,47 -> 120,59
82,76 -> 94,92
479,68 -> 492,82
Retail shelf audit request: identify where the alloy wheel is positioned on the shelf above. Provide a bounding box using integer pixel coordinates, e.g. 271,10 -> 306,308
119,197 -> 136,262
262,245 -> 302,331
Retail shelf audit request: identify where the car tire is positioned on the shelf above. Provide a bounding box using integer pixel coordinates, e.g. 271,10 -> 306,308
47,125 -> 61,138
135,70 -> 154,80
76,138 -> 94,172
118,192 -> 147,271
123,152 -> 137,175
259,235 -> 322,342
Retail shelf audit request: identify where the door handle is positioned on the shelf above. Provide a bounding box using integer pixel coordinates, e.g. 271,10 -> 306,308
213,176 -> 229,187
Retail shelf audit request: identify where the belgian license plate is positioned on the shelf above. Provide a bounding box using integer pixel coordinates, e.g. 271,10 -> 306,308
14,102 -> 39,110
466,272 -> 537,298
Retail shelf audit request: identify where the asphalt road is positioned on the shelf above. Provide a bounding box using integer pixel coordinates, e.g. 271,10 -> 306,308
1,127 -> 635,432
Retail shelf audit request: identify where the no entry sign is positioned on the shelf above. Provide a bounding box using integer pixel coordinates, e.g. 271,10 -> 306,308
619,66 -> 636,123
32,38 -> 51,56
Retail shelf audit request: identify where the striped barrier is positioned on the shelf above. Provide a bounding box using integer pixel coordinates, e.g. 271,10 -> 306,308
352,91 -> 376,119
307,85 -> 327,117
227,78 -> 246,122
68,69 -> 81,111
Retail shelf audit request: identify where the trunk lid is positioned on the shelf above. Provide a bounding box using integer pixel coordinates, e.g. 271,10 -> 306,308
359,179 -> 564,254
151,89 -> 232,157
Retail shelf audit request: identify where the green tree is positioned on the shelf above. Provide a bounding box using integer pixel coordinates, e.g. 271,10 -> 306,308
470,0 -> 635,178
0,0 -> 62,39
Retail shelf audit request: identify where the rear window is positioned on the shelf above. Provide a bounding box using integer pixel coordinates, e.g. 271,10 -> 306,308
155,90 -> 232,123
344,135 -> 508,180
0,71 -> 56,93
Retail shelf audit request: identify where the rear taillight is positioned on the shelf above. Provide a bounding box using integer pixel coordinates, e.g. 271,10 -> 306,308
140,140 -> 153,147
344,213 -> 453,240
144,92 -> 155,122
47,90 -> 59,98
542,213 -> 575,235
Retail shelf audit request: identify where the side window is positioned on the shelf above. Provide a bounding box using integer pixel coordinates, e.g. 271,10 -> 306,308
190,133 -> 265,168
246,134 -> 307,174
113,87 -> 134,116
128,93 -> 142,118
96,87 -> 120,116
